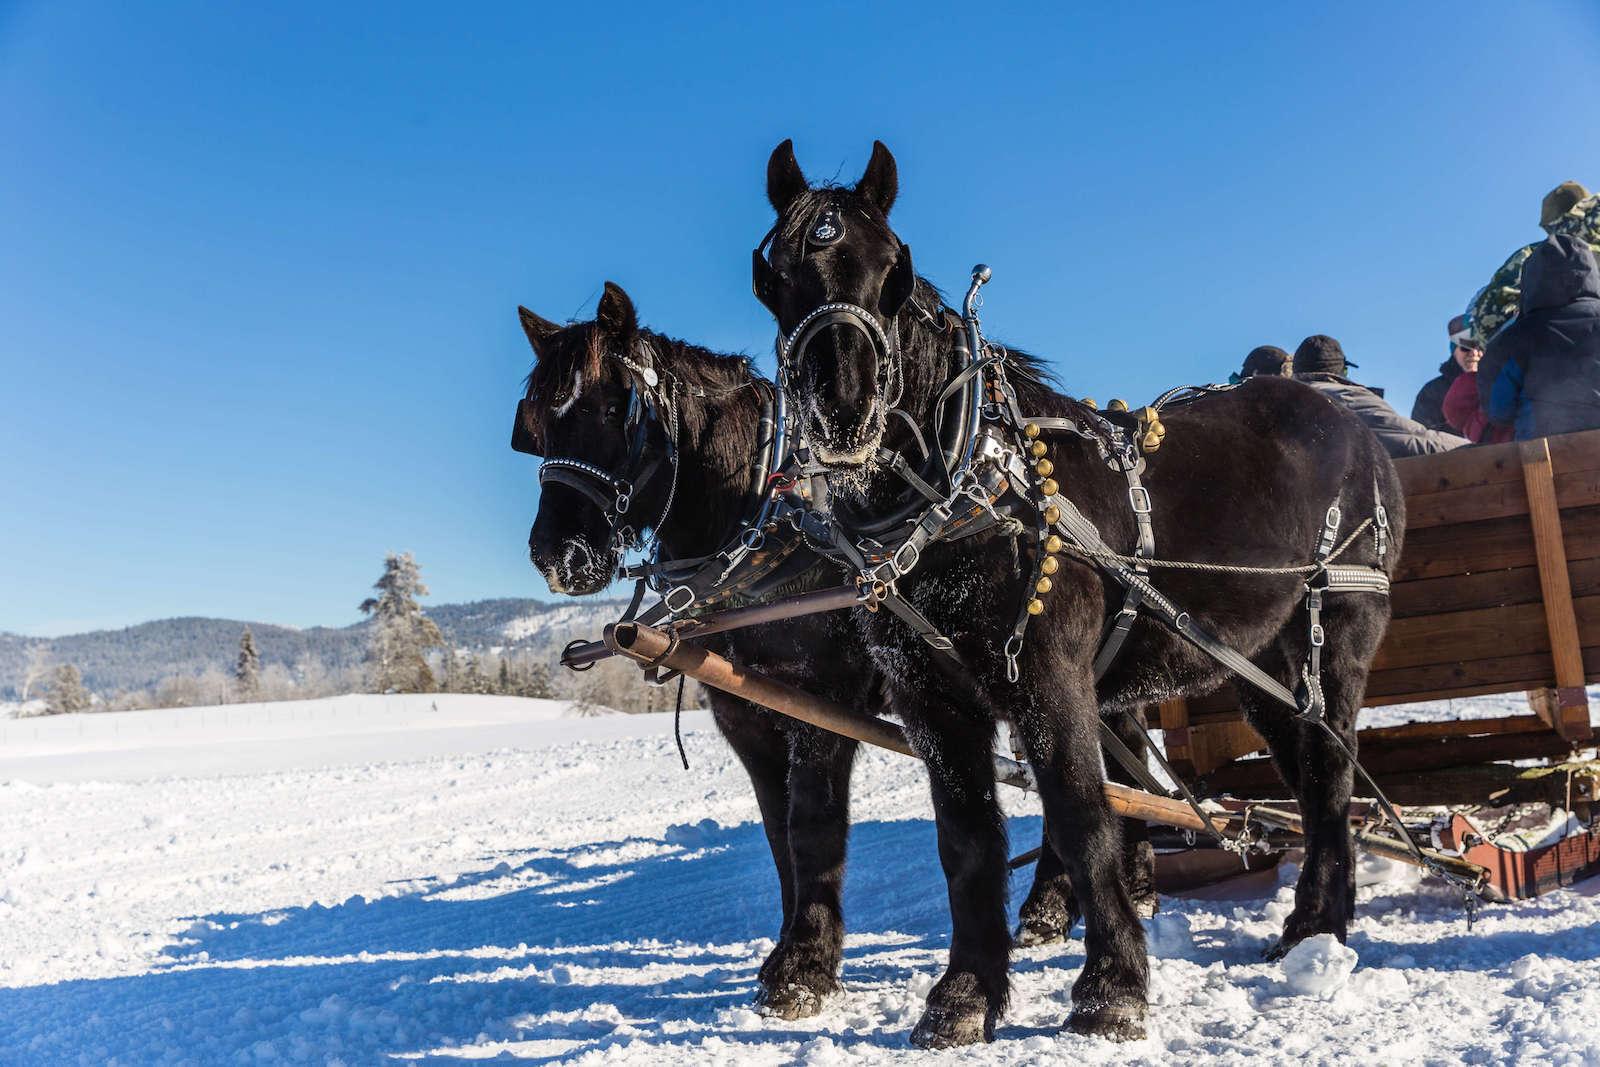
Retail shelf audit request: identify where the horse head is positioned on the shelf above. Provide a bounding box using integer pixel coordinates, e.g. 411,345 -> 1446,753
754,140 -> 919,470
513,282 -> 673,595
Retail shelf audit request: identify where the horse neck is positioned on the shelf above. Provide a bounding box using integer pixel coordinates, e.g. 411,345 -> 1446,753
654,367 -> 763,563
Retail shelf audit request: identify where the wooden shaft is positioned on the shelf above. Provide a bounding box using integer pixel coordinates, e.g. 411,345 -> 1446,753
1246,805 -> 1487,884
563,585 -> 864,669
603,619 -> 1231,834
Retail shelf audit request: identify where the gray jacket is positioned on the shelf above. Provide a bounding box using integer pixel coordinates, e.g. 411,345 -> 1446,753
1296,373 -> 1469,458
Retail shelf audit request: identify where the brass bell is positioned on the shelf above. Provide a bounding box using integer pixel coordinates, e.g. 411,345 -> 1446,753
1108,398 -> 1128,412
1041,555 -> 1060,575
1136,406 -> 1158,425
1035,458 -> 1054,477
1044,534 -> 1063,553
1152,420 -> 1166,437
1143,430 -> 1162,451
1027,598 -> 1044,616
1081,398 -> 1097,409
1023,422 -> 1040,439
1030,440 -> 1048,457
1040,477 -> 1059,496
1043,504 -> 1061,524
1036,576 -> 1053,594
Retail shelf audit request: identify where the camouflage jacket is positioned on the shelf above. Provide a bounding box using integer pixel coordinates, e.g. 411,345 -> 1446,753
1467,193 -> 1600,348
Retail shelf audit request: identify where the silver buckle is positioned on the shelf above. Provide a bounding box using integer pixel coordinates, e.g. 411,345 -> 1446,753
1128,486 -> 1152,514
892,541 -> 921,577
663,585 -> 696,614
1324,503 -> 1342,531
1310,623 -> 1325,647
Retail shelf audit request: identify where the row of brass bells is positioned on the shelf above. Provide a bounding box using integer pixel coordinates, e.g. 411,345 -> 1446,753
1135,405 -> 1167,452
1026,425 -> 1062,615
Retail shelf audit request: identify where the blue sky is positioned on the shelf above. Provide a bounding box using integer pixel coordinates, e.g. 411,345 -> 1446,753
3,1 -> 1598,635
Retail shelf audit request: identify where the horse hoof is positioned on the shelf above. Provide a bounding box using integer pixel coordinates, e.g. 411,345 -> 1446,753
1133,894 -> 1160,921
754,982 -> 826,1020
910,1003 -> 992,1049
1065,1001 -> 1148,1042
1013,917 -> 1067,947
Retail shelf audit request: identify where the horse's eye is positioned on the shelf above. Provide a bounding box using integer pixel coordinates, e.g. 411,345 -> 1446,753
605,402 -> 622,425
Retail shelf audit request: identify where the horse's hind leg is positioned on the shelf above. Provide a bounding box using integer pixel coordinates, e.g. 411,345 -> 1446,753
756,727 -> 859,1019
1241,604 -> 1375,957
1015,706 -> 1157,946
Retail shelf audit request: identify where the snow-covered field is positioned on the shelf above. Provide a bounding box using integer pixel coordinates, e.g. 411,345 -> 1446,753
2,693 -> 1597,1066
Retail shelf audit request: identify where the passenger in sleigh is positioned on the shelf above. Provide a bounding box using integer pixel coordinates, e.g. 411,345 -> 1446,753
1292,334 -> 1468,458
1484,234 -> 1600,441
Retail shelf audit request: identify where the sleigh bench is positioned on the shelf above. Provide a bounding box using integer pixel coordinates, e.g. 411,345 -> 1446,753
1160,427 -> 1600,809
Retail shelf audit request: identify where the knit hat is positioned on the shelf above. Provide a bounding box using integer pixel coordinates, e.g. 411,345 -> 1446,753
1448,315 -> 1475,348
1541,181 -> 1590,230
1239,345 -> 1292,378
1294,334 -> 1357,376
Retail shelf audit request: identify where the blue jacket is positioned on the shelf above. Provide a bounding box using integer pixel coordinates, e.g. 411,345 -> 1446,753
1486,234 -> 1600,439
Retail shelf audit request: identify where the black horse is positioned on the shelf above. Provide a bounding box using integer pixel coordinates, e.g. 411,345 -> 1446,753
517,283 -> 868,1018
755,141 -> 1403,1046
516,284 -> 1149,1020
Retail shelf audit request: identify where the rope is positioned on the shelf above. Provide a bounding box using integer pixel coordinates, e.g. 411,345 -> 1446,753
1062,519 -> 1375,576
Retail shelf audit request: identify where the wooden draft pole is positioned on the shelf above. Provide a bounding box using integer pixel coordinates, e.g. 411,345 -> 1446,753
602,620 -> 1231,835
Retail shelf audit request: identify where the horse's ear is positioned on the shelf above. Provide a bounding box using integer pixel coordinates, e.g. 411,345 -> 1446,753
856,141 -> 898,216
767,139 -> 807,214
596,281 -> 638,337
881,243 -> 915,319
518,306 -> 561,357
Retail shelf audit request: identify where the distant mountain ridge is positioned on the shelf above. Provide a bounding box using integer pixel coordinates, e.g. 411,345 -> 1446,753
0,598 -> 627,698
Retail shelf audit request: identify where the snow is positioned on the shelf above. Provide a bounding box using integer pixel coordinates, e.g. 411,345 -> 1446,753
2,693 -> 1598,1065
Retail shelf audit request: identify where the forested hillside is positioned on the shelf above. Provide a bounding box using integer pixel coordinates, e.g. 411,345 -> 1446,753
0,598 -> 626,699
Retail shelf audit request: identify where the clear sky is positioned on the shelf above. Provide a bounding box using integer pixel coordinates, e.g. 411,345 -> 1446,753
3,1 -> 1599,636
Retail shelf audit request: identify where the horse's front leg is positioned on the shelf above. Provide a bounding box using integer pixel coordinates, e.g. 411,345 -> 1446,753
1014,666 -> 1149,1041
904,693 -> 1012,1049
756,726 -> 858,1019
711,700 -> 796,991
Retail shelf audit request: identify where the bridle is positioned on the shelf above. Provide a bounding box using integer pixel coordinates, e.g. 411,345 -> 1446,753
752,203 -> 904,408
511,340 -> 679,559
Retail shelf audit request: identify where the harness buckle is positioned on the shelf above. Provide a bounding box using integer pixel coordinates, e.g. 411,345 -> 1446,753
1310,623 -> 1325,647
1128,485 -> 1153,514
891,540 -> 921,578
1324,503 -> 1342,531
663,585 -> 697,615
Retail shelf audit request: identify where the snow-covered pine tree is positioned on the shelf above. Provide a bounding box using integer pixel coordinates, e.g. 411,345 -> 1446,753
497,657 -> 511,694
45,664 -> 91,715
359,551 -> 446,693
235,627 -> 261,700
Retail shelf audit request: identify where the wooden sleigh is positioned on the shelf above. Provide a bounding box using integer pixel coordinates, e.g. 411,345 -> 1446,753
1158,428 -> 1600,897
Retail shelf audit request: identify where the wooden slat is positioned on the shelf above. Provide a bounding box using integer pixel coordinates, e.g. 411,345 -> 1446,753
1371,595 -> 1600,672
1392,426 -> 1600,497
1363,645 -> 1600,703
1186,720 -> 1266,777
1202,731 -> 1578,794
1358,714 -> 1551,744
1402,464 -> 1600,531
1394,437 -> 1523,496
1390,557 -> 1600,620
1521,437 -> 1594,741
1395,505 -> 1600,582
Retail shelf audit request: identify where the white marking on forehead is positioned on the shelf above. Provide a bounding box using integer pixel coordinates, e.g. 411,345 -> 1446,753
554,370 -> 583,417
